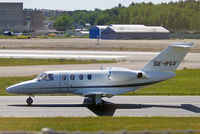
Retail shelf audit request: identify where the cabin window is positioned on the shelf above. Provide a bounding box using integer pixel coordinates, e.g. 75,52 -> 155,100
70,75 -> 75,80
87,74 -> 92,80
62,75 -> 66,80
79,74 -> 83,80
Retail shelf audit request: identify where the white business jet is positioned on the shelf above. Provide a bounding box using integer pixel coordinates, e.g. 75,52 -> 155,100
6,43 -> 193,106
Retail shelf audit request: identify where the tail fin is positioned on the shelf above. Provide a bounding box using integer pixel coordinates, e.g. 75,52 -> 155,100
141,43 -> 193,72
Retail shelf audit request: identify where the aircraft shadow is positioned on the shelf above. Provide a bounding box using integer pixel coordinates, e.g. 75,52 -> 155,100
8,98 -> 200,116
83,98 -> 200,116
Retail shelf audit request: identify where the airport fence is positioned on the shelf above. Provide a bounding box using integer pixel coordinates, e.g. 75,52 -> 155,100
1,129 -> 200,134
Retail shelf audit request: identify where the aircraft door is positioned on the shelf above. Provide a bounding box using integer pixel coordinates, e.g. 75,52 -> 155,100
60,74 -> 69,93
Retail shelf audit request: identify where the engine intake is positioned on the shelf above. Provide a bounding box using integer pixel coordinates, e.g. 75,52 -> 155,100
137,72 -> 143,78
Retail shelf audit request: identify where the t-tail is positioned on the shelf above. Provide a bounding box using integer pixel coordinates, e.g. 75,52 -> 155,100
141,43 -> 193,72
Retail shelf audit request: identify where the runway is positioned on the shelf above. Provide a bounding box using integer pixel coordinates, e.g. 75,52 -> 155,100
0,49 -> 158,60
0,50 -> 199,77
0,50 -> 129,60
0,49 -> 199,61
1,96 -> 200,117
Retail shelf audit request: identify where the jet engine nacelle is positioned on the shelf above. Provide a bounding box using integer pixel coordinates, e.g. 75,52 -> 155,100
109,71 -> 142,81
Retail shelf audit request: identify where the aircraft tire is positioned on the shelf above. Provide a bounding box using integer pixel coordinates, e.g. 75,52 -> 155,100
26,97 -> 33,106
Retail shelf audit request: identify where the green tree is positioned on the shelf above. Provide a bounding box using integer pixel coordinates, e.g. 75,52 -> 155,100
51,1 -> 200,31
95,14 -> 110,25
54,14 -> 74,31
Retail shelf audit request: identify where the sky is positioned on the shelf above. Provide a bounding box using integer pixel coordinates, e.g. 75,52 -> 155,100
0,0 -> 179,11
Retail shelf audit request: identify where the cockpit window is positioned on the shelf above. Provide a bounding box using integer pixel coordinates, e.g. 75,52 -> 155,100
47,73 -> 54,81
37,73 -> 54,81
37,73 -> 47,80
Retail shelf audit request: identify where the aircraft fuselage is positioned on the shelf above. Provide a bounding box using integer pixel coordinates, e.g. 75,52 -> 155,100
7,68 -> 175,96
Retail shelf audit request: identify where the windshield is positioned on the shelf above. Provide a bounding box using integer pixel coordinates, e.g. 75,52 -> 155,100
36,73 -> 47,80
36,73 -> 54,81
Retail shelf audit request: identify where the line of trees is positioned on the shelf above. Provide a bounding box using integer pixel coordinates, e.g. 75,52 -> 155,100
53,0 -> 200,31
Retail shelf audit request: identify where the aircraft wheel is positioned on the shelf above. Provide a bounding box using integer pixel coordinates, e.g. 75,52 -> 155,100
26,97 -> 33,106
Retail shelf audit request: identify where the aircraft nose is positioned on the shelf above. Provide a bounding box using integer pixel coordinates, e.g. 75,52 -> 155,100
6,86 -> 15,93
6,80 -> 36,94
6,83 -> 24,94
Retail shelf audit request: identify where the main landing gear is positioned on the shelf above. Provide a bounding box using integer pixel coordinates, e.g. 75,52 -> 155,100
97,99 -> 105,107
95,95 -> 105,106
26,96 -> 33,106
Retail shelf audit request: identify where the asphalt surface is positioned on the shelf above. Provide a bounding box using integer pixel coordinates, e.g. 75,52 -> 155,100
0,39 -> 200,53
0,96 -> 200,117
0,49 -> 198,61
0,50 -> 199,77
0,50 -> 130,60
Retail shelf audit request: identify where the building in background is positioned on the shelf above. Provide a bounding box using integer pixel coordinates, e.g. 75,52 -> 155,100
30,11 -> 45,30
90,24 -> 170,40
0,3 -> 24,33
0,3 -> 46,34
89,25 -> 108,39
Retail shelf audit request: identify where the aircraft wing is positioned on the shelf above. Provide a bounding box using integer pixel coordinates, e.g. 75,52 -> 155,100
83,92 -> 114,98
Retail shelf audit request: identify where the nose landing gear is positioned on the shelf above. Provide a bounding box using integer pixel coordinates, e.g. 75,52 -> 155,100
26,97 -> 33,106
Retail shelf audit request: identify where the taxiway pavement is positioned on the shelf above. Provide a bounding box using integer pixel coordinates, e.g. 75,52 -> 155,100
0,96 -> 200,117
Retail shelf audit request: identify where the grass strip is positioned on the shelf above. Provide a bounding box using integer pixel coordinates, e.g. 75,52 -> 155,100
0,35 -> 17,39
125,69 -> 200,95
0,117 -> 199,131
1,69 -> 200,96
0,58 -> 116,66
